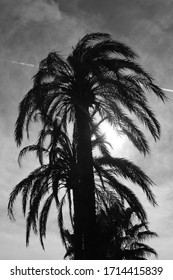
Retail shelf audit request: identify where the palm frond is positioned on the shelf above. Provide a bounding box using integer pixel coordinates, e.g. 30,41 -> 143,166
8,166 -> 45,219
96,156 -> 156,205
18,145 -> 47,167
94,165 -> 147,221
57,191 -> 68,248
130,242 -> 158,258
39,193 -> 54,249
137,230 -> 158,241
14,89 -> 36,146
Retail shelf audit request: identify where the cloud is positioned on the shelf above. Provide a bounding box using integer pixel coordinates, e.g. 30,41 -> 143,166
60,0 -> 173,87
0,0 -> 98,123
0,0 -> 101,260
1,230 -> 64,260
0,0 -> 172,260
18,0 -> 62,23
0,0 -> 90,63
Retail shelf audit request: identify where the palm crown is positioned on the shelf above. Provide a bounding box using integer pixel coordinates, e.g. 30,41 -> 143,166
15,32 -> 165,152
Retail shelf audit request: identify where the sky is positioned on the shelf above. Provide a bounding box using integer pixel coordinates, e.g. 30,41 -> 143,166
0,0 -> 173,260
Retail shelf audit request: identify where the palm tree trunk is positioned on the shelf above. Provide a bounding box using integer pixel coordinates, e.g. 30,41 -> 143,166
73,104 -> 98,259
73,183 -> 84,259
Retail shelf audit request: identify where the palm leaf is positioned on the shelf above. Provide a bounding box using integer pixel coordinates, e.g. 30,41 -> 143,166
39,193 -> 54,249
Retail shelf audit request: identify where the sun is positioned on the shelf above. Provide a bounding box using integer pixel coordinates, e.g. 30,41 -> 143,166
100,121 -> 126,155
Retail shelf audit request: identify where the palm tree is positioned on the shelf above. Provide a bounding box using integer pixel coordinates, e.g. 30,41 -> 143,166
122,209 -> 158,260
97,207 -> 158,260
13,32 -> 166,259
64,207 -> 158,260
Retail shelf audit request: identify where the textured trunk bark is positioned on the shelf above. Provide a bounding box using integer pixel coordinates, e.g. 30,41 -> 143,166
73,104 -> 98,259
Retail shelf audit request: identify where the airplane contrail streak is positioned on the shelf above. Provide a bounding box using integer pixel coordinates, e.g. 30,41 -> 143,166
10,60 -> 36,67
0,58 -> 37,67
1,58 -> 173,93
161,88 -> 173,93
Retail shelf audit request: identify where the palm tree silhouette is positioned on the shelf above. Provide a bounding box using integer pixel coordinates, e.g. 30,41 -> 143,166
98,206 -> 158,260
12,32 -> 165,259
64,206 -> 158,260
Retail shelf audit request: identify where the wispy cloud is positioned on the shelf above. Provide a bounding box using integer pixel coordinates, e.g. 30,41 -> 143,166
0,0 -> 102,260
0,0 -> 173,260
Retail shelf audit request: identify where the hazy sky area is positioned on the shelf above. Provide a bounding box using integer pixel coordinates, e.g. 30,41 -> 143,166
0,0 -> 173,260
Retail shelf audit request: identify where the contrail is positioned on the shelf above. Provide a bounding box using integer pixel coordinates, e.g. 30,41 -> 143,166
1,58 -> 173,93
162,88 -> 173,93
9,60 -> 36,67
0,58 -> 37,67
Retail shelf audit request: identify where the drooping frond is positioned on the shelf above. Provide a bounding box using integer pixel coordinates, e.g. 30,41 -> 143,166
137,230 -> 158,241
94,163 -> 147,221
39,193 -> 54,249
95,156 -> 156,205
95,100 -> 150,155
15,89 -> 36,146
58,191 -> 68,248
8,166 -> 47,219
127,242 -> 158,259
18,145 -> 48,167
